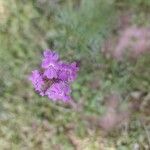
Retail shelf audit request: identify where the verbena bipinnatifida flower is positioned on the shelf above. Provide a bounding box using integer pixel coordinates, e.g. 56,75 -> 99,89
29,50 -> 79,102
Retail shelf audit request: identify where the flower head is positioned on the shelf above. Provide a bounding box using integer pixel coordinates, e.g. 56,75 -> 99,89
29,70 -> 45,96
43,50 -> 59,61
29,49 -> 79,102
42,50 -> 59,79
58,62 -> 79,82
46,81 -> 71,102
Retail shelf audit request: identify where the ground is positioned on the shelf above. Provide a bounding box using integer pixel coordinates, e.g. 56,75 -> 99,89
0,0 -> 150,149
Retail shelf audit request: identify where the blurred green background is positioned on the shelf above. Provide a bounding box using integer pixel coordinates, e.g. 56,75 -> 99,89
0,0 -> 150,149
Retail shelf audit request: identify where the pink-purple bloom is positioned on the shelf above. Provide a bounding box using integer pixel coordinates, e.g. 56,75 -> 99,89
58,62 -> 79,82
29,49 -> 79,102
29,70 -> 45,96
46,81 -> 71,102
42,50 -> 59,79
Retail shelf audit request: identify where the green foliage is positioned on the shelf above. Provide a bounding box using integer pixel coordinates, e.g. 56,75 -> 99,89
129,0 -> 150,7
129,53 -> 150,91
53,0 -> 116,58
115,0 -> 150,8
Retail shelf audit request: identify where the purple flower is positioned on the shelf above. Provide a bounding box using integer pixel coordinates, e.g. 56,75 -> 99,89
58,62 -> 79,82
29,49 -> 79,102
42,50 -> 59,79
29,70 -> 45,96
43,50 -> 59,61
43,65 -> 58,79
46,81 -> 71,102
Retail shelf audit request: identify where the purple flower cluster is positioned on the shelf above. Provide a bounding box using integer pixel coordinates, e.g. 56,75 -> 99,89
29,50 -> 79,102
